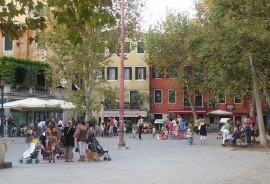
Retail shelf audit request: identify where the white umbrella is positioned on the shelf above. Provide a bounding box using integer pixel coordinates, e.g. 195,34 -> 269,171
47,99 -> 75,110
3,98 -> 59,111
207,110 -> 232,116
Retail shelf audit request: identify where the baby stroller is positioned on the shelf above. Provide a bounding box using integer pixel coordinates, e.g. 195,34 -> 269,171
224,130 -> 241,146
19,138 -> 40,164
87,137 -> 111,161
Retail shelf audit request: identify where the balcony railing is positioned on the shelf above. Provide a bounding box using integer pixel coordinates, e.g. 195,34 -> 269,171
6,85 -> 50,96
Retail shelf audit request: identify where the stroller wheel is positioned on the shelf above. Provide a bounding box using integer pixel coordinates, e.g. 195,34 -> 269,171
35,159 -> 40,163
103,156 -> 107,161
108,157 -> 111,161
19,159 -> 23,164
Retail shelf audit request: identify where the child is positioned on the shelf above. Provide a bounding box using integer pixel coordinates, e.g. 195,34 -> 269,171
129,123 -> 137,139
152,125 -> 157,138
186,124 -> 194,145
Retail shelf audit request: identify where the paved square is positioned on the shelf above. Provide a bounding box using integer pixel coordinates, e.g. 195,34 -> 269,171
1,133 -> 269,184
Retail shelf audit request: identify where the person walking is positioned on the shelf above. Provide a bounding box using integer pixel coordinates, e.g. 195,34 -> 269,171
63,120 -> 76,162
137,116 -> 144,140
199,119 -> 207,144
74,121 -> 88,161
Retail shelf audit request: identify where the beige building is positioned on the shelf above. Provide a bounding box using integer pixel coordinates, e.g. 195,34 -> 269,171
100,40 -> 150,119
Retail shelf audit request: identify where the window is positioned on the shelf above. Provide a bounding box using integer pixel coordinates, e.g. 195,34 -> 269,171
208,99 -> 216,107
154,89 -> 162,104
124,42 -> 130,53
234,93 -> 242,104
137,42 -> 144,53
183,89 -> 190,107
218,93 -> 225,103
124,67 -> 132,80
152,68 -> 163,78
130,91 -> 138,108
195,92 -> 203,107
168,89 -> 176,104
4,35 -> 13,51
184,65 -> 192,80
107,67 -> 118,80
135,67 -> 146,80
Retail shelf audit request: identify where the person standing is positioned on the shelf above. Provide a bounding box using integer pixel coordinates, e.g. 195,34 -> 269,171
7,115 -> 14,137
108,117 -> 114,137
199,119 -> 207,144
243,115 -> 252,145
45,120 -> 59,163
37,120 -> 46,138
63,120 -> 76,162
137,116 -> 144,140
222,120 -> 233,146
58,118 -> 64,134
74,121 -> 88,161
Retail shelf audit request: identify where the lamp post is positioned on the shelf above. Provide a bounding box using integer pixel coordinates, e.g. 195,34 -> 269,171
118,0 -> 127,149
0,76 -> 5,137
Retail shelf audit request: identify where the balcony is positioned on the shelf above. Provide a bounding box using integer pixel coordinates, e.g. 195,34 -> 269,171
4,85 -> 51,97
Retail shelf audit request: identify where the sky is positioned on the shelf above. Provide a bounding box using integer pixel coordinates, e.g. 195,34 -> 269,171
141,0 -> 196,31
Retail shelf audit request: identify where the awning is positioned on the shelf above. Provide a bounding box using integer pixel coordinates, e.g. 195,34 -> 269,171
102,110 -> 148,118
207,110 -> 232,116
169,110 -> 206,114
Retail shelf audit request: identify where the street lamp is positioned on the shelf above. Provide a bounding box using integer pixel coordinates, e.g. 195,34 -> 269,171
118,0 -> 127,149
0,76 -> 5,137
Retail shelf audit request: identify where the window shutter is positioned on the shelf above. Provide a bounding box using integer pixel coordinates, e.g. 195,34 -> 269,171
107,67 -> 109,80
135,67 -> 138,80
143,67 -> 146,80
115,67 -> 118,80
129,67 -> 132,80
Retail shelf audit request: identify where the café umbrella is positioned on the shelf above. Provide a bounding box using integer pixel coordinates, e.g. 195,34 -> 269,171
3,98 -> 60,111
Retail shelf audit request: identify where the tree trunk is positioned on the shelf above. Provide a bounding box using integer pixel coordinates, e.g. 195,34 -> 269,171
187,88 -> 198,120
249,53 -> 268,147
250,93 -> 256,118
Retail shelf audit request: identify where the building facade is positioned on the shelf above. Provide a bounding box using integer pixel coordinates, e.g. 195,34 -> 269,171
149,68 -> 270,128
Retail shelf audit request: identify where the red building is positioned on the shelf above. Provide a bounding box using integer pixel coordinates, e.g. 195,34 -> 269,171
150,68 -> 270,127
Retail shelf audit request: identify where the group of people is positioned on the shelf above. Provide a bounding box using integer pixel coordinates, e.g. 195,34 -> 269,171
153,116 -> 208,145
36,117 -> 97,163
221,115 -> 256,146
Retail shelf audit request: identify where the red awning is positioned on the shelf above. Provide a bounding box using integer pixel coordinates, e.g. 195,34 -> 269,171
169,110 -> 206,114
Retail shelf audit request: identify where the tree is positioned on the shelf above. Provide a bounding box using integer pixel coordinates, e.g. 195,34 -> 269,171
192,0 -> 270,147
0,0 -> 117,44
144,11 -> 203,120
39,0 -> 145,121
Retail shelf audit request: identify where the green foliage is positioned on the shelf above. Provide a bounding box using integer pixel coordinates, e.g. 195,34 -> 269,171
0,0 -> 117,44
0,56 -> 49,87
38,0 -> 145,121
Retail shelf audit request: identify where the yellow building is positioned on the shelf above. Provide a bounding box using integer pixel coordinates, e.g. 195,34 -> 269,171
101,40 -> 150,119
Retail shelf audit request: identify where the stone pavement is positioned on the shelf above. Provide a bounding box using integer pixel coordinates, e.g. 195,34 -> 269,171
0,133 -> 269,184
